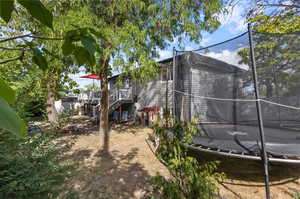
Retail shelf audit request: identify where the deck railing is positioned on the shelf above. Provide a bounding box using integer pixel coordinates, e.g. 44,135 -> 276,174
109,88 -> 133,106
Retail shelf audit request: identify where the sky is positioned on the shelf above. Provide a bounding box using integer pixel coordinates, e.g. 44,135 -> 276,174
71,2 -> 251,88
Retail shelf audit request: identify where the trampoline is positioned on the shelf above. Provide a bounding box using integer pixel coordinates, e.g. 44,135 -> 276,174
191,124 -> 300,163
170,26 -> 300,165
169,24 -> 300,198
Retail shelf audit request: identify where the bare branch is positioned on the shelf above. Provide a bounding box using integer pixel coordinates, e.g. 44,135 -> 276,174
0,34 -> 64,44
258,3 -> 300,9
0,34 -> 32,43
0,46 -> 26,51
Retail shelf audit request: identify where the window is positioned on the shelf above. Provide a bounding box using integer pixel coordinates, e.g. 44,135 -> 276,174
161,67 -> 173,81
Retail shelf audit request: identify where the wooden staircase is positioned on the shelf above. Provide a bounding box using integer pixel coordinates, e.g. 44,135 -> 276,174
108,88 -> 133,114
91,88 -> 133,121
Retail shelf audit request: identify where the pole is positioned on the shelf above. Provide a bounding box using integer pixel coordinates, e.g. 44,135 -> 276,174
166,66 -> 169,112
172,47 -> 176,120
248,23 -> 271,199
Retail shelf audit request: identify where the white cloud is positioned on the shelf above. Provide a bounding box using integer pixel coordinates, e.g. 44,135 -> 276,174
218,5 -> 248,34
185,45 -> 194,51
157,49 -> 172,60
204,49 -> 249,70
200,37 -> 211,47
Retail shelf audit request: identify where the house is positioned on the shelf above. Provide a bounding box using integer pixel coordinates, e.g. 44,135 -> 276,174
55,96 -> 80,114
107,51 -> 245,124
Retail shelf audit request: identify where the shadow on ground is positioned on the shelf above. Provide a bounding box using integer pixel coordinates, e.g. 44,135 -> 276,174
192,152 -> 300,199
110,122 -> 146,135
66,147 -> 153,199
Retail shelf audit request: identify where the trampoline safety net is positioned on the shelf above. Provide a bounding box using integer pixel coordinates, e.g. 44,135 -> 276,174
172,30 -> 300,158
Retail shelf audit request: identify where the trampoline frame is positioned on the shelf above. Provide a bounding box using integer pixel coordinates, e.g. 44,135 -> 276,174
186,144 -> 300,164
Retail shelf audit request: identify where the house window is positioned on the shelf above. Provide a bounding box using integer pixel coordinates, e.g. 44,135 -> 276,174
161,67 -> 173,81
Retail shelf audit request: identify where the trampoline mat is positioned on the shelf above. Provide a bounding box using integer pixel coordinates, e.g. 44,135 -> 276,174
193,124 -> 300,157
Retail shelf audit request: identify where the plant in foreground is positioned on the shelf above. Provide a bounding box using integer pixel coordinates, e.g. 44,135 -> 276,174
0,131 -> 76,199
151,118 -> 224,199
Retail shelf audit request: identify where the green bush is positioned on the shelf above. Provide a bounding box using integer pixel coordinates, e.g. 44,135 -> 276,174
151,119 -> 224,199
294,191 -> 300,199
49,109 -> 78,131
0,131 -> 75,199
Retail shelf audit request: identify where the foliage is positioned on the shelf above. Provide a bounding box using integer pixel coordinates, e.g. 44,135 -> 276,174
150,119 -> 223,199
59,0 -> 225,79
294,191 -> 300,199
83,83 -> 100,92
0,0 -> 53,29
246,0 -> 300,28
0,0 -> 55,135
249,11 -> 300,34
0,130 -> 75,199
0,0 -> 82,124
0,78 -> 26,136
49,109 -> 78,131
238,12 -> 300,98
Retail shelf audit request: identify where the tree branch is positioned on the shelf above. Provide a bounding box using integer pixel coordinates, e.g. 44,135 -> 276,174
258,4 -> 300,9
0,56 -> 22,64
0,46 -> 26,51
28,35 -> 64,40
0,51 -> 24,64
0,34 -> 32,43
0,34 -> 64,43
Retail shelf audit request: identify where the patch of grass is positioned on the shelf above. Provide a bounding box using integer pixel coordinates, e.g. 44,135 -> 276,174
0,131 -> 77,199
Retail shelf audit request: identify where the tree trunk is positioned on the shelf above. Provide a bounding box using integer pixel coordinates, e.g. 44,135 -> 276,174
266,80 -> 273,98
99,58 -> 110,153
46,81 -> 57,122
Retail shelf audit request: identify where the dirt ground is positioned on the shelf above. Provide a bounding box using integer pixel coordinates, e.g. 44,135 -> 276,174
54,116 -> 300,199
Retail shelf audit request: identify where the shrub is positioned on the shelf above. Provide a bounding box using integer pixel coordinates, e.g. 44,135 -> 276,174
151,119 -> 224,199
0,131 -> 75,199
294,191 -> 300,199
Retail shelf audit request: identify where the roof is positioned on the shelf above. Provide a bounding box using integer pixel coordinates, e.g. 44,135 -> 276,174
108,51 -> 245,80
159,51 -> 245,73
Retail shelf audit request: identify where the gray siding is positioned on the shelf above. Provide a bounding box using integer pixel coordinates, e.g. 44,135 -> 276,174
134,75 -> 173,112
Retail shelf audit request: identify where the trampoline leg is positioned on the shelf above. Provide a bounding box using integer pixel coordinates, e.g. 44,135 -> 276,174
248,23 -> 271,199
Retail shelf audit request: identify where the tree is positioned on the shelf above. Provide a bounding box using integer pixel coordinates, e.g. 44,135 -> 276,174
238,11 -> 300,99
247,0 -> 300,19
0,0 -> 55,135
0,0 -> 88,123
60,0 -> 225,153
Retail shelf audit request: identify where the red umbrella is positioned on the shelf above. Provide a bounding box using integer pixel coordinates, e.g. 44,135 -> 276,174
80,74 -> 100,79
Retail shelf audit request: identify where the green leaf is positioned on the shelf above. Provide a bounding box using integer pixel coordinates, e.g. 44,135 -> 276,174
74,46 -> 90,66
65,30 -> 80,41
0,79 -> 15,104
87,53 -> 96,66
80,35 -> 97,56
31,47 -> 48,70
0,0 -> 14,23
17,0 -> 53,30
89,28 -> 104,39
0,97 -> 26,137
62,40 -> 75,56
